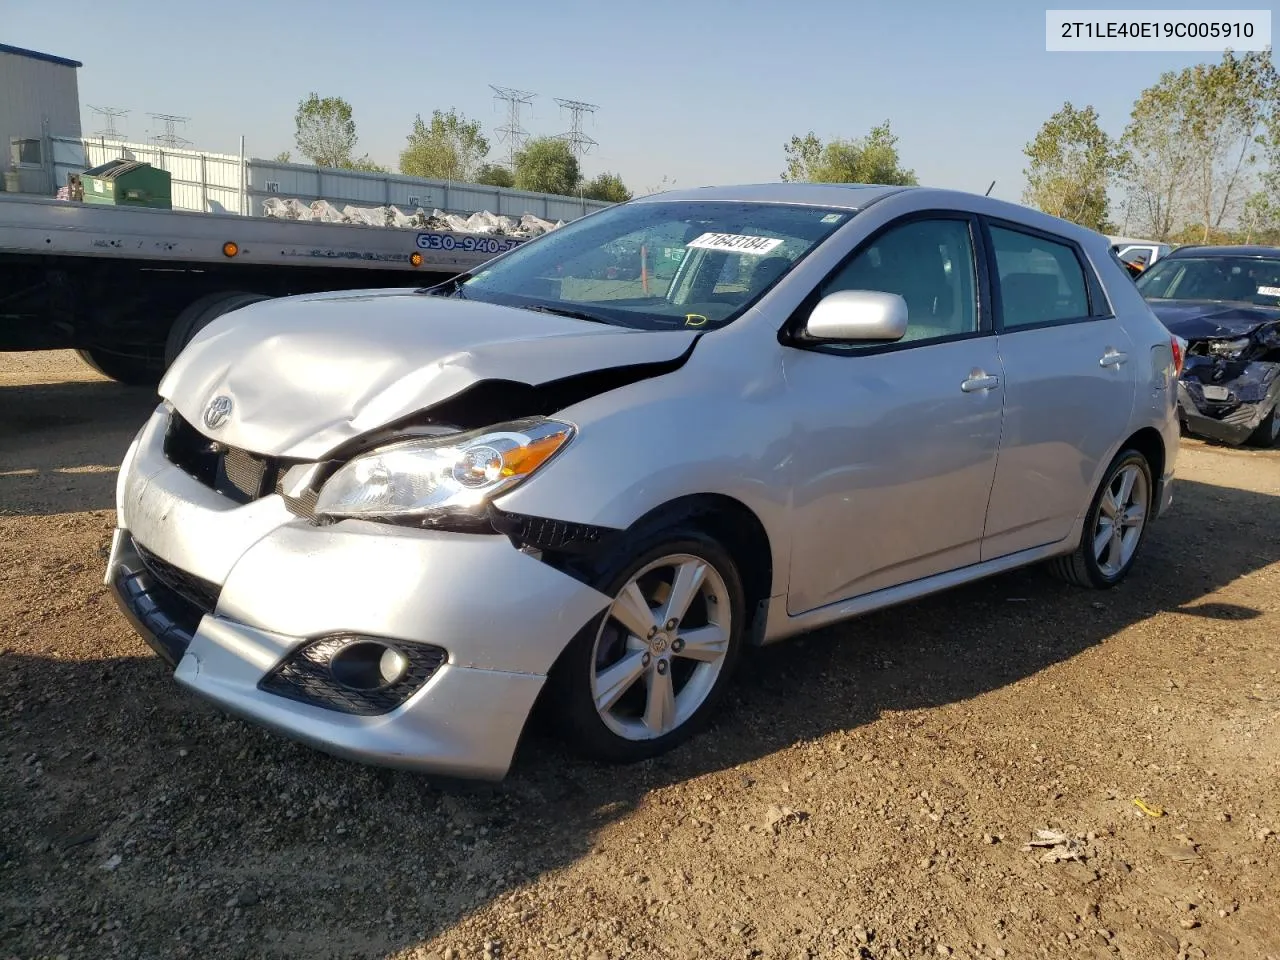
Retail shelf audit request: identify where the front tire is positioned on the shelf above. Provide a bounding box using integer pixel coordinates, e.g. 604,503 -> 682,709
1050,448 -> 1154,589
548,526 -> 745,763
1246,404 -> 1280,449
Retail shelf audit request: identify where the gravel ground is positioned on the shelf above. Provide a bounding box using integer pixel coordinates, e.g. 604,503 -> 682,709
2,350 -> 1278,960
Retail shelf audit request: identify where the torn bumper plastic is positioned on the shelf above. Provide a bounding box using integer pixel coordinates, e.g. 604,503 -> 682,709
1176,358 -> 1280,445
106,406 -> 612,780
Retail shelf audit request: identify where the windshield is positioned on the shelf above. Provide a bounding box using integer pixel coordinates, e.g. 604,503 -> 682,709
1135,255 -> 1280,307
435,201 -> 853,331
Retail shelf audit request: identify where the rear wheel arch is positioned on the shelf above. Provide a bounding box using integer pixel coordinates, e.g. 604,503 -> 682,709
1123,426 -> 1166,488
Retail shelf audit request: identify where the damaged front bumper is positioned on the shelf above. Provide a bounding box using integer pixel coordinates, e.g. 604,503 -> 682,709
1175,358 -> 1280,445
106,405 -> 612,779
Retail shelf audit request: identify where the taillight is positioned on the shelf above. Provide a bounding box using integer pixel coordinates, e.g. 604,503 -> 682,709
1170,335 -> 1185,376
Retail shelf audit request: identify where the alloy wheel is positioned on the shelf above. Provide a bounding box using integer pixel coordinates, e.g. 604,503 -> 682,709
589,553 -> 732,741
1091,462 -> 1150,578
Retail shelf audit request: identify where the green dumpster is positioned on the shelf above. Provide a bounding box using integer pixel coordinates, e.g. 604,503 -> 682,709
80,159 -> 172,209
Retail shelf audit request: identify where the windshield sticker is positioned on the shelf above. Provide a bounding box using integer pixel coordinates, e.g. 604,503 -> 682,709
1258,285 -> 1280,297
686,232 -> 784,256
820,213 -> 844,224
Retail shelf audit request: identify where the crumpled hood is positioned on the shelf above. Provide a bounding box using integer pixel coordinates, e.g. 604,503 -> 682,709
160,289 -> 698,459
1148,300 -> 1280,341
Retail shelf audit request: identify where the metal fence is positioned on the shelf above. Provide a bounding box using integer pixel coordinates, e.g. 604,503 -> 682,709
42,135 -> 614,222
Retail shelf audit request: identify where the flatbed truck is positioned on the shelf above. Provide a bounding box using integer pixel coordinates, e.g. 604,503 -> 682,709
0,193 -> 537,384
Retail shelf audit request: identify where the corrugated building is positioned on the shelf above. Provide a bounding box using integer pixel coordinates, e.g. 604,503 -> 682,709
0,43 -> 82,193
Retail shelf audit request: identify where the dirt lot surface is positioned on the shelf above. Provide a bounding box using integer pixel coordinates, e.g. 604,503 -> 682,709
2,350 -> 1278,960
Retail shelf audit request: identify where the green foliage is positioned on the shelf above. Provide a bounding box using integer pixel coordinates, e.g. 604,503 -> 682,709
272,150 -> 292,163
781,121 -> 917,185
1022,102 -> 1123,231
475,164 -> 515,188
398,109 -> 490,182
347,155 -> 389,173
1120,48 -> 1279,241
1242,190 -> 1280,242
581,172 -> 632,203
514,137 -> 581,196
294,93 -> 359,168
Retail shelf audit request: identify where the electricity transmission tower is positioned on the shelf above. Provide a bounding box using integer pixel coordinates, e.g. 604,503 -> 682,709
147,113 -> 192,148
489,85 -> 536,169
554,98 -> 599,160
88,105 -> 129,141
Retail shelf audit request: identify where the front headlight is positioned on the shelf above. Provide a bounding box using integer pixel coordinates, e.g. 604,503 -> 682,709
1209,337 -> 1251,358
314,417 -> 575,521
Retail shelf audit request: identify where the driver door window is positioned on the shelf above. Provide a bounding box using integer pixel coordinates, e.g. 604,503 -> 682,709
818,218 -> 979,347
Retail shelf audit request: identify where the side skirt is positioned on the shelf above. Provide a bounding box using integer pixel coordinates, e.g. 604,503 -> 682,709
758,538 -> 1076,645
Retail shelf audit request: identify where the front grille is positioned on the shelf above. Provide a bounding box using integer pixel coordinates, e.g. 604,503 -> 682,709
133,540 -> 221,614
259,636 -> 447,715
164,412 -> 318,519
110,535 -> 206,667
223,446 -> 269,499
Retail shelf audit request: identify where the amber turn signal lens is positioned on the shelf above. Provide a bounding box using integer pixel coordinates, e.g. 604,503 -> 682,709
222,241 -> 239,257
410,252 -> 423,267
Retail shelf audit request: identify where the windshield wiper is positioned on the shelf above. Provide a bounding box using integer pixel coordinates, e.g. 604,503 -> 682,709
418,274 -> 470,297
520,303 -> 611,324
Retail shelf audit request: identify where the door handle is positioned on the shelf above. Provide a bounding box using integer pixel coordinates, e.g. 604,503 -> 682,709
961,374 -> 1000,393
1099,349 -> 1129,367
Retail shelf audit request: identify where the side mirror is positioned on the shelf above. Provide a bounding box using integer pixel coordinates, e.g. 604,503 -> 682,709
802,289 -> 908,342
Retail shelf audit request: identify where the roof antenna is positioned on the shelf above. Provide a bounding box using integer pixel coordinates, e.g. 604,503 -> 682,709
984,180 -> 996,197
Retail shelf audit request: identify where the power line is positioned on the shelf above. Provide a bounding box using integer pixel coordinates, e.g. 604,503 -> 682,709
147,113 -> 192,148
489,85 -> 537,169
554,98 -> 599,161
87,105 -> 129,140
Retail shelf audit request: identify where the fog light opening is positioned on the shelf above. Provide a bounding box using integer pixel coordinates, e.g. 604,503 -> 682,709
329,640 -> 410,691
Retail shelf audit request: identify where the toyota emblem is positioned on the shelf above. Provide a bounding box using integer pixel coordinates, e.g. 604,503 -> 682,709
203,395 -> 234,430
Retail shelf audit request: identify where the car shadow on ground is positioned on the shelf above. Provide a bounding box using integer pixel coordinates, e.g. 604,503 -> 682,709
3,475 -> 1278,959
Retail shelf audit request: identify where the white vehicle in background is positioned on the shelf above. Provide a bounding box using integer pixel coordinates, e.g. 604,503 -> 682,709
1108,236 -> 1173,277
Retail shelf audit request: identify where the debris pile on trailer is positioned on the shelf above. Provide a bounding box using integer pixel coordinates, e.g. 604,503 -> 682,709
260,198 -> 563,237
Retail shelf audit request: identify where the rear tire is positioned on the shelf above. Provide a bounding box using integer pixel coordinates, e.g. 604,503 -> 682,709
75,347 -> 164,386
1050,448 -> 1154,590
547,524 -> 745,764
164,291 -> 271,367
1246,404 -> 1280,449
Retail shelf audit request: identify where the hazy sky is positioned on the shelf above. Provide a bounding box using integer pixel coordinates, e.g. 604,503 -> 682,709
5,0 -> 1255,203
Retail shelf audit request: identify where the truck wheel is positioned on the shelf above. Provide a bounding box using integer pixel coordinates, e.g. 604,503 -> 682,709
75,348 -> 165,386
164,291 -> 271,367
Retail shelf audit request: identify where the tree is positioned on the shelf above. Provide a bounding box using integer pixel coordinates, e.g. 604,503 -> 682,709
398,108 -> 490,182
347,155 -> 389,173
581,172 -> 632,203
513,137 -> 581,196
1120,48 -> 1279,241
294,93 -> 358,168
1118,76 -> 1195,241
1022,102 -> 1124,231
781,121 -> 917,185
1183,50 -> 1277,240
272,150 -> 292,163
475,164 -> 515,188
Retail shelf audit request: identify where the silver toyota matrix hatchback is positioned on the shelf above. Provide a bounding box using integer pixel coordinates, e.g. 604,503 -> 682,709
107,184 -> 1182,779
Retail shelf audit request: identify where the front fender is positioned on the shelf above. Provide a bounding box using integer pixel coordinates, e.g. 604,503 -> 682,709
492,340 -> 793,594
